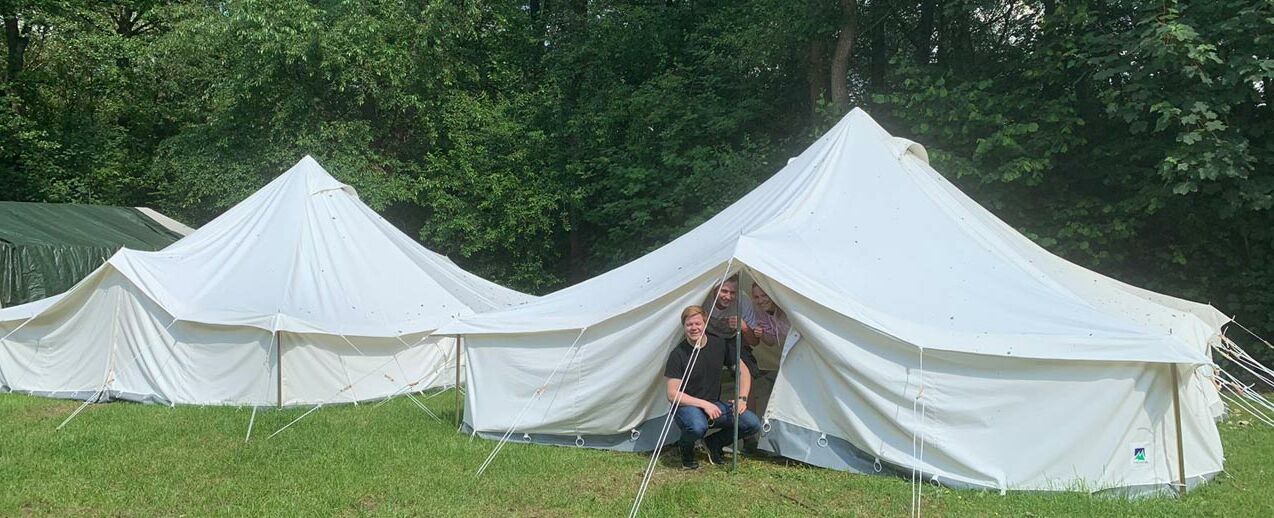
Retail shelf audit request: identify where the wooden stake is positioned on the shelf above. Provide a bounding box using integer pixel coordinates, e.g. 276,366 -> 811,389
276,332 -> 284,408
1171,364 -> 1187,495
455,335 -> 463,428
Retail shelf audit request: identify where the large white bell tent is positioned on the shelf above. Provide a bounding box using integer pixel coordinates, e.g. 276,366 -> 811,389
441,109 -> 1231,496
0,156 -> 533,407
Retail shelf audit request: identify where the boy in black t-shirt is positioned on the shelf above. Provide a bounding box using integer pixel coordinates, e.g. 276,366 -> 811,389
665,305 -> 762,469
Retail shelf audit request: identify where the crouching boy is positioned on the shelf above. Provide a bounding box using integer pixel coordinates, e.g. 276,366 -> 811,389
665,305 -> 761,469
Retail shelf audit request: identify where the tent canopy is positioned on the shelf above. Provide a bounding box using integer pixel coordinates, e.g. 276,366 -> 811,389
90,156 -> 533,337
443,109 -> 1225,364
1,156 -> 534,406
0,202 -> 185,307
444,109 -> 1229,496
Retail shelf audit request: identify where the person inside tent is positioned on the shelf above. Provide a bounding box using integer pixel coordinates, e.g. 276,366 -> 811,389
665,305 -> 761,469
746,283 -> 790,423
703,275 -> 759,346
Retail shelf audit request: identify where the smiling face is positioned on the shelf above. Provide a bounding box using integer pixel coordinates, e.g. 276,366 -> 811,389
752,284 -> 773,313
683,313 -> 706,345
715,280 -> 738,309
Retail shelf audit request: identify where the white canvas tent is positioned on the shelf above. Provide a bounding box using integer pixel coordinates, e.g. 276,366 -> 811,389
442,109 -> 1231,496
0,156 -> 533,406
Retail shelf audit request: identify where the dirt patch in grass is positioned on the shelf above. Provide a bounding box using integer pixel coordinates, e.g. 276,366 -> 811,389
12,400 -> 79,423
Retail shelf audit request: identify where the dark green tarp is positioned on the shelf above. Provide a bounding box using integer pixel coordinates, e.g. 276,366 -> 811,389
0,202 -> 185,307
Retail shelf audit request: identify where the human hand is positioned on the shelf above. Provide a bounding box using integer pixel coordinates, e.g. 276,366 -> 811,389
702,402 -> 723,420
726,315 -> 738,329
735,399 -> 748,415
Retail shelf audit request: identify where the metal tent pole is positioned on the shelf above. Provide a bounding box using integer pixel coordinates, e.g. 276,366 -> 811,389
733,294 -> 741,472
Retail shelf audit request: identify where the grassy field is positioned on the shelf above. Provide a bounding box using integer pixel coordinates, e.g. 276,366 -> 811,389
1,392 -> 1271,517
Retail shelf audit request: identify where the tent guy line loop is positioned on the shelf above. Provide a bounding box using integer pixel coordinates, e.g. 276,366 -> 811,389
630,258 -> 736,518
474,327 -> 589,478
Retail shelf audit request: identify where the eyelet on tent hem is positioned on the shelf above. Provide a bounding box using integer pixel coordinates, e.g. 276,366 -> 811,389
630,429 -> 641,441
761,419 -> 772,434
575,435 -> 585,447
873,458 -> 883,472
817,433 -> 828,447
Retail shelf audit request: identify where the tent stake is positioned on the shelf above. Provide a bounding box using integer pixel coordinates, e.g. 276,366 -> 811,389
1171,363 -> 1186,495
455,335 -> 463,428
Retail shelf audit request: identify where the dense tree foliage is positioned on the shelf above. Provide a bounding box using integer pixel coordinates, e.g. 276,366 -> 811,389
2,1 -> 1271,358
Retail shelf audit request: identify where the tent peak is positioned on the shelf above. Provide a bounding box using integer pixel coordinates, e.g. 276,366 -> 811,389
284,155 -> 358,198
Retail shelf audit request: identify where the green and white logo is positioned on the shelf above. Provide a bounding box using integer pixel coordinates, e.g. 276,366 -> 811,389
1133,447 -> 1147,463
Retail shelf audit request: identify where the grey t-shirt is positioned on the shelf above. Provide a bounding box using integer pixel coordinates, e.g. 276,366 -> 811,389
702,295 -> 756,339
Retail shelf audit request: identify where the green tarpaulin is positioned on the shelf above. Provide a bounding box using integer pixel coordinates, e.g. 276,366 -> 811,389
0,202 -> 184,307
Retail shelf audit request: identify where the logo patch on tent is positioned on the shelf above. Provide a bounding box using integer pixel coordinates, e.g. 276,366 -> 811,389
1133,447 -> 1147,463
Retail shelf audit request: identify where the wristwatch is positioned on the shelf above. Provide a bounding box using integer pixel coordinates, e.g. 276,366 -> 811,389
738,396 -> 748,401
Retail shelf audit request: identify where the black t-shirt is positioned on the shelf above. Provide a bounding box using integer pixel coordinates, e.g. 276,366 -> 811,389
664,333 -> 757,403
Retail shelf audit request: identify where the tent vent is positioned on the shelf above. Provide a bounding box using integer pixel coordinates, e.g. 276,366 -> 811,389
890,137 -> 930,164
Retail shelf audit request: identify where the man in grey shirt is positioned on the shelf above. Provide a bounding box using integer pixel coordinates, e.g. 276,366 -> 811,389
702,275 -> 758,347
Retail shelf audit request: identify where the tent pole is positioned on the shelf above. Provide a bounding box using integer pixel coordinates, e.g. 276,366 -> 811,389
1171,363 -> 1186,495
276,332 -> 284,408
455,335 -> 463,428
733,293 -> 741,472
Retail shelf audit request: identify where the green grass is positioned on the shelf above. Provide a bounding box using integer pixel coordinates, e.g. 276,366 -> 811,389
2,392 -> 1272,517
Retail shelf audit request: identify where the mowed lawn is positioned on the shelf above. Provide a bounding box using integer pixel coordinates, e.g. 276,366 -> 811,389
2,392 -> 1272,517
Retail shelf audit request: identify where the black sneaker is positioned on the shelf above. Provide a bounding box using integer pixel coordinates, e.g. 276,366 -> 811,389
707,445 -> 726,465
680,444 -> 699,470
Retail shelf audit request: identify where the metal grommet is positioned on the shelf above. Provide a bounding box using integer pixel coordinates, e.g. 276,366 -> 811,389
873,458 -> 883,473
575,435 -> 585,447
817,434 -> 828,448
630,429 -> 641,441
761,420 -> 772,434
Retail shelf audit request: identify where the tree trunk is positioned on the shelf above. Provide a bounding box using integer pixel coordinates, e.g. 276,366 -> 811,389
914,0 -> 934,64
829,0 -> 858,112
1263,78 -> 1272,112
937,0 -> 972,70
4,15 -> 28,83
806,40 -> 827,113
867,0 -> 888,88
567,209 -> 588,283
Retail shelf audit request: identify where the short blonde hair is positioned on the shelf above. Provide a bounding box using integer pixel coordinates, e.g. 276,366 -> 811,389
681,305 -> 706,324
